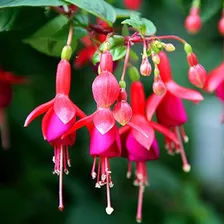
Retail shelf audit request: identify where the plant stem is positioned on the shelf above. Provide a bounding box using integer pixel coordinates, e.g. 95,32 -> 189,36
120,41 -> 131,81
67,21 -> 73,46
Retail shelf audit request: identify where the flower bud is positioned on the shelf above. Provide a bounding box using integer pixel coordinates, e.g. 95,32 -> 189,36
218,16 -> 224,36
152,53 -> 160,64
152,79 -> 166,96
185,8 -> 202,34
123,0 -> 142,10
187,53 -> 198,66
113,101 -> 132,125
188,64 -> 207,88
140,57 -> 152,76
92,71 -> 120,108
100,50 -> 113,73
164,43 -> 175,52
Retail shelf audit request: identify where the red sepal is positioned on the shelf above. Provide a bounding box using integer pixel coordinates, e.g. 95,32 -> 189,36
74,47 -> 95,69
146,93 -> 165,121
119,125 -> 131,135
54,95 -> 76,124
166,80 -> 204,103
0,71 -> 28,85
93,108 -> 115,135
130,81 -> 145,115
42,107 -> 54,140
24,99 -> 54,127
131,115 -> 154,150
158,51 -> 172,83
148,121 -> 179,146
203,63 -> 224,92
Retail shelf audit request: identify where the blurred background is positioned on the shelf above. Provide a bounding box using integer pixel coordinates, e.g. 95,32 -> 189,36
0,0 -> 224,223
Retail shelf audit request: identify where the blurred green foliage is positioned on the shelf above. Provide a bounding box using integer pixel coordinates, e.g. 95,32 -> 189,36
0,0 -> 224,223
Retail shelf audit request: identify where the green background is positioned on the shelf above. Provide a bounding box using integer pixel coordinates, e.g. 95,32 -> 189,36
0,0 -> 224,223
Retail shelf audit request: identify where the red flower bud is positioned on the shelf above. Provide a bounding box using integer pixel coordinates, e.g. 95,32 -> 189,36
92,71 -> 120,108
113,101 -> 132,125
188,64 -> 207,88
0,82 -> 12,108
123,0 -> 142,10
100,51 -> 113,73
152,78 -> 166,96
140,57 -> 152,76
185,8 -> 202,34
187,53 -> 198,66
218,17 -> 224,36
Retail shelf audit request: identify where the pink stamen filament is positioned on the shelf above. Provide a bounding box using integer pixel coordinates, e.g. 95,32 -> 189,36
136,185 -> 144,223
58,145 -> 64,211
175,127 -> 191,172
91,156 -> 97,179
127,161 -> 132,178
95,158 -> 101,188
105,157 -> 114,215
180,126 -> 189,143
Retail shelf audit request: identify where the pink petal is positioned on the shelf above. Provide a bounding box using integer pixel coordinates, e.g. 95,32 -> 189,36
146,93 -> 165,121
126,133 -> 159,162
166,80 -> 204,103
131,115 -> 155,150
156,92 -> 187,127
54,95 -> 76,124
24,99 -> 55,127
93,108 -> 115,135
90,125 -> 121,157
148,121 -> 179,146
204,63 -> 224,92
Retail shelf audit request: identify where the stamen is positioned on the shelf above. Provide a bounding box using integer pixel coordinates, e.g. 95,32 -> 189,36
105,158 -> 114,215
175,127 -> 191,172
126,161 -> 132,178
91,156 -> 97,179
65,146 -> 71,167
58,145 -> 64,211
180,126 -> 189,143
136,185 -> 144,223
95,157 -> 101,188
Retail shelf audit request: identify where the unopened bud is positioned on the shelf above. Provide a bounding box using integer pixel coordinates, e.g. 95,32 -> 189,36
152,54 -> 160,64
185,7 -> 202,34
188,64 -> 207,88
184,43 -> 193,54
164,43 -> 175,52
140,57 -> 152,76
152,80 -> 166,96
113,101 -> 132,125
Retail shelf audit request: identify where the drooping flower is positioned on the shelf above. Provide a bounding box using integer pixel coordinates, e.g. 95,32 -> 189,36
120,80 -> 179,223
204,62 -> 224,122
0,67 -> 27,149
24,59 -> 86,211
146,51 -> 204,171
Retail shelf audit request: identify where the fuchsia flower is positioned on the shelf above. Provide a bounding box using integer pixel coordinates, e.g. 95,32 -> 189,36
146,51 -> 204,171
204,62 -> 224,122
24,59 -> 85,211
120,81 -> 180,223
0,67 -> 27,149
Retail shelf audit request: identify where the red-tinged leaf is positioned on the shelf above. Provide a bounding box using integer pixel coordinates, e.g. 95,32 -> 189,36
130,81 -> 145,115
62,113 -> 95,138
148,121 -> 179,146
158,51 -> 172,83
42,107 -> 54,140
54,95 -> 76,124
131,115 -> 154,150
24,99 -> 54,127
119,125 -> 130,135
166,80 -> 204,103
203,63 -> 224,92
93,108 -> 115,135
146,93 -> 165,121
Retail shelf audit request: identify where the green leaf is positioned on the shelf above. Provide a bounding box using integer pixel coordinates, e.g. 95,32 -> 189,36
129,49 -> 139,61
114,8 -> 140,19
122,14 -> 156,36
0,0 -> 64,8
23,15 -> 77,57
65,0 -> 116,25
0,7 -> 44,32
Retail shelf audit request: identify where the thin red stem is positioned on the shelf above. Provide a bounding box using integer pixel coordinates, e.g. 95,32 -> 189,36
120,41 -> 131,81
